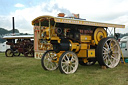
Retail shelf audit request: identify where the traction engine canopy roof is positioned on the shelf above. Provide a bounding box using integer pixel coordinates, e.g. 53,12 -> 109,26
32,15 -> 125,28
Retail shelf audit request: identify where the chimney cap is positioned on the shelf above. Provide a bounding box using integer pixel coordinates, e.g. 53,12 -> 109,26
58,13 -> 65,17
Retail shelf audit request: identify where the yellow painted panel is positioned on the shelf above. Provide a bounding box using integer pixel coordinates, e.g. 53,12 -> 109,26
80,35 -> 91,42
77,50 -> 87,57
80,44 -> 88,49
51,37 -> 60,40
88,49 -> 95,58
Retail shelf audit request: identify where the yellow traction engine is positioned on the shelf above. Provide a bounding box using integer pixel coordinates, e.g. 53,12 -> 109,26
32,14 -> 125,74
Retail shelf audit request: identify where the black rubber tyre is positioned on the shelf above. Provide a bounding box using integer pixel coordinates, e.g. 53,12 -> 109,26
59,51 -> 78,74
41,50 -> 58,71
96,37 -> 121,68
5,49 -> 14,57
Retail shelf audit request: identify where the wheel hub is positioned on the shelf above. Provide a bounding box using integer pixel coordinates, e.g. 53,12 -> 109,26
65,61 -> 72,66
69,61 -> 72,65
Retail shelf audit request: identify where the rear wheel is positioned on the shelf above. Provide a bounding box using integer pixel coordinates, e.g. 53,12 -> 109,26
41,50 -> 58,71
59,51 -> 78,74
96,37 -> 121,68
14,50 -> 20,56
5,49 -> 14,57
23,44 -> 34,57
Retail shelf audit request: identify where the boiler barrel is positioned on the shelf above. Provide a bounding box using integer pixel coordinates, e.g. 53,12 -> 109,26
51,39 -> 70,53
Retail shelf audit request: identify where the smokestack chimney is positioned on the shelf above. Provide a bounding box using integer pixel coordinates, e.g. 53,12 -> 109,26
12,17 -> 15,34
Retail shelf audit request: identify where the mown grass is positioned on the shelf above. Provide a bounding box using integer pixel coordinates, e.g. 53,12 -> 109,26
0,52 -> 128,85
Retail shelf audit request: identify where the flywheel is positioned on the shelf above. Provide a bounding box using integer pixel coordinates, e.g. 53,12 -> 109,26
94,28 -> 107,45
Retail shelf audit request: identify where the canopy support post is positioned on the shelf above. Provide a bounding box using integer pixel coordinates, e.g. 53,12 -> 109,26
114,27 -> 116,38
49,19 -> 51,39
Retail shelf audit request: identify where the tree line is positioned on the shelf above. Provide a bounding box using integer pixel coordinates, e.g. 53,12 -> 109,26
0,28 -> 19,43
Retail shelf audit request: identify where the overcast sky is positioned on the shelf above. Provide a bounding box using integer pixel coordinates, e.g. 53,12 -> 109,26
0,0 -> 128,34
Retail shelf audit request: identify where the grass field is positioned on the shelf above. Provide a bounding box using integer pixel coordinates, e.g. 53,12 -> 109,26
0,53 -> 128,85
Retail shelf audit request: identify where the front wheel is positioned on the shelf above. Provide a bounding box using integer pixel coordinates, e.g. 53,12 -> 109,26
41,50 -> 58,71
5,49 -> 14,57
96,37 -> 121,68
59,51 -> 78,74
